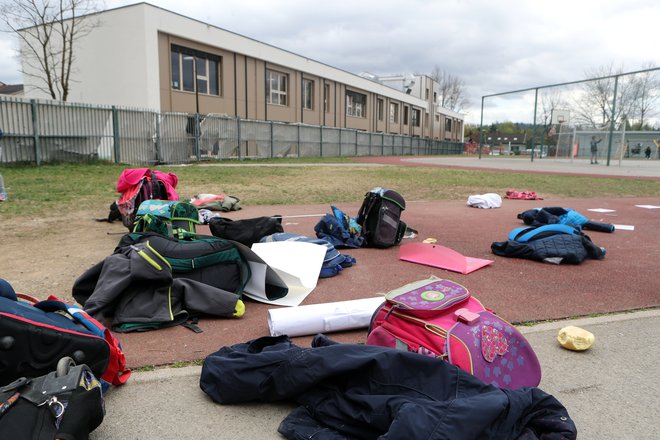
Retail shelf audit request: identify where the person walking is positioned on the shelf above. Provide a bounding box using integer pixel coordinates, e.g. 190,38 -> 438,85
644,146 -> 651,159
590,136 -> 602,164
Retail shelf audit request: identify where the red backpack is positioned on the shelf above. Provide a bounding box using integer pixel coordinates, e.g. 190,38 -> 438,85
367,277 -> 541,389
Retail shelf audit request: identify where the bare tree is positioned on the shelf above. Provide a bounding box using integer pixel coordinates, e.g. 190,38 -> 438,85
629,62 -> 659,129
430,66 -> 469,112
0,0 -> 100,101
572,63 -> 638,129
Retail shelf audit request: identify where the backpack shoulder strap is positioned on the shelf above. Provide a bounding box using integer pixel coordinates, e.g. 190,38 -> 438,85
509,224 -> 581,242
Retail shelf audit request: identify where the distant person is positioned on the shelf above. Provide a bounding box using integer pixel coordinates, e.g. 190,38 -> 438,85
645,146 -> 652,159
590,136 -> 602,164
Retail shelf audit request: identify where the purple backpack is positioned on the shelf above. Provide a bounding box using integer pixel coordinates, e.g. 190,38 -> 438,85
367,277 -> 541,389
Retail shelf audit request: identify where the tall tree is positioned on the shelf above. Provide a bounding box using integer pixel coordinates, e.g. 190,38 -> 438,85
430,66 -> 469,112
0,0 -> 100,101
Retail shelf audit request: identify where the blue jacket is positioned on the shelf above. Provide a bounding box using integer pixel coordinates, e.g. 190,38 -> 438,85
200,334 -> 576,439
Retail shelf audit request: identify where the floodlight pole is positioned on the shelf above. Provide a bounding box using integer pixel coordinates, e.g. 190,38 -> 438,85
606,75 -> 619,167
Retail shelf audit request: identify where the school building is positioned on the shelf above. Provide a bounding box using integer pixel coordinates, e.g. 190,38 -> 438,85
19,2 -> 464,143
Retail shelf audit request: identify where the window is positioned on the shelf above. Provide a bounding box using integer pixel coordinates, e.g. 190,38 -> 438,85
302,79 -> 313,110
412,109 -> 421,127
170,44 -> 220,96
266,70 -> 288,106
389,103 -> 399,124
435,114 -> 440,122
403,106 -> 409,125
377,99 -> 384,121
445,118 -> 452,131
346,90 -> 366,118
324,84 -> 330,112
425,88 -> 429,100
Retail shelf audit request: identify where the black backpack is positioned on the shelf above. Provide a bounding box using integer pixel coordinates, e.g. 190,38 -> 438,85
356,187 -> 406,248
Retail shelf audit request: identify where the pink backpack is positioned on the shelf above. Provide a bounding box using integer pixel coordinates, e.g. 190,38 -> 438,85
367,277 -> 541,389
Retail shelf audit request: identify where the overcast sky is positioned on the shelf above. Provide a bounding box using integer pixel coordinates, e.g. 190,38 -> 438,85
1,0 -> 658,124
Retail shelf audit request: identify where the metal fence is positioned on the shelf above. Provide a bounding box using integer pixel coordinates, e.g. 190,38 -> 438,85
0,96 -> 463,165
477,66 -> 660,166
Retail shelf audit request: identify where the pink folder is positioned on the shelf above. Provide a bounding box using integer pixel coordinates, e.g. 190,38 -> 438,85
399,243 -> 493,274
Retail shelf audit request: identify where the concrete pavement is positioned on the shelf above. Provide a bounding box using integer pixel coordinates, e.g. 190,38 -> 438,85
92,309 -> 660,440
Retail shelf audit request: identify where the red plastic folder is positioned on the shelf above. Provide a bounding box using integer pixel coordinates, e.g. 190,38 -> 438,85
399,243 -> 493,274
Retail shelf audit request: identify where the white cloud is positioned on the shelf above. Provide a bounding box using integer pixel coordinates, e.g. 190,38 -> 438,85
1,0 -> 658,124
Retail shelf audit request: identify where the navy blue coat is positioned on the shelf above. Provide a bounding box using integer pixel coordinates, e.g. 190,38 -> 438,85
200,335 -> 576,439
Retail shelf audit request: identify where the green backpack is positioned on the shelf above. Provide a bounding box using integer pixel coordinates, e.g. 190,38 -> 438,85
133,200 -> 200,239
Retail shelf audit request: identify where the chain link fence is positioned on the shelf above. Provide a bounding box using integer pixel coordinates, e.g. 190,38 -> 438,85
0,96 -> 463,165
477,67 -> 660,165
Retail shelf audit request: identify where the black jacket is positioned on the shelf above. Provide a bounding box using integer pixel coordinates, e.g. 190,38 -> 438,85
200,334 -> 576,440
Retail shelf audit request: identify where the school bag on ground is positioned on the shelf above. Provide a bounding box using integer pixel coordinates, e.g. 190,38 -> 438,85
366,277 -> 541,389
116,168 -> 179,230
356,187 -> 407,248
0,356 -> 105,440
0,295 -> 130,387
208,215 -> 284,247
132,199 -> 200,239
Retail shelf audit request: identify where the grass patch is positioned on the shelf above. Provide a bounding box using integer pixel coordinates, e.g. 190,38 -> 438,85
1,160 -> 659,219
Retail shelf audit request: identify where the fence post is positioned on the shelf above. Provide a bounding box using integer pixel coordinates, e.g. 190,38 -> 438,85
111,106 -> 120,164
355,130 -> 358,156
319,125 -> 323,158
297,123 -> 301,158
369,132 -> 372,156
236,116 -> 242,160
606,75 -> 619,167
195,113 -> 201,161
270,120 -> 274,158
155,112 -> 161,164
30,99 -> 41,165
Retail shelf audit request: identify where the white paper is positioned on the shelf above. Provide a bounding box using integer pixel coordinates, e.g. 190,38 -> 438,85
268,296 -> 386,337
588,208 -> 616,213
242,261 -> 268,301
613,224 -> 635,231
635,205 -> 660,209
247,241 -> 326,306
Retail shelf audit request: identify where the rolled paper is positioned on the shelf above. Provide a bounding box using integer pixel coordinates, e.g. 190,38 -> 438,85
267,296 -> 385,337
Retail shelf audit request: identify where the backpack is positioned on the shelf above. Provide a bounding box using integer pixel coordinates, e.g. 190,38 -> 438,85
356,187 -> 406,248
0,295 -> 130,387
0,357 -> 105,440
314,206 -> 364,249
209,215 -> 284,247
133,200 -> 200,239
366,277 -> 541,389
112,232 -> 249,294
116,168 -> 177,230
259,232 -> 356,278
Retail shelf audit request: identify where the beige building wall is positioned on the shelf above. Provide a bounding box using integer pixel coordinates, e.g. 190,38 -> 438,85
19,3 -> 463,142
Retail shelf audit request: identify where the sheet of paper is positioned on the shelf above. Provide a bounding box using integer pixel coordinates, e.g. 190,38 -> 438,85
399,243 -> 493,274
613,224 -> 635,231
635,205 -> 660,209
248,241 -> 326,306
588,208 -> 616,213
